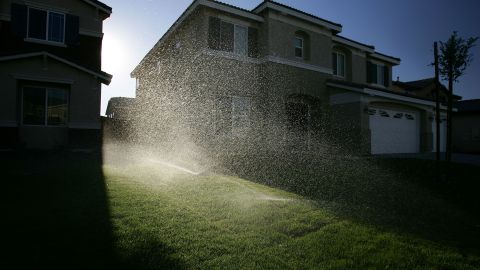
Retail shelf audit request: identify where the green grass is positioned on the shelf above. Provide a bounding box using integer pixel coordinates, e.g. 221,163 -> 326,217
2,150 -> 480,269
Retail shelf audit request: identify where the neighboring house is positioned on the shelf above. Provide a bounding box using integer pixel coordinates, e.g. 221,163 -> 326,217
453,99 -> 480,153
130,0 -> 451,155
392,78 -> 462,153
0,0 -> 112,149
106,97 -> 136,120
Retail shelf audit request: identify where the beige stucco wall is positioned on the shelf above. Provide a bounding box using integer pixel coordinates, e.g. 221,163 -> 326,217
265,13 -> 332,69
3,0 -> 104,33
351,54 -> 367,84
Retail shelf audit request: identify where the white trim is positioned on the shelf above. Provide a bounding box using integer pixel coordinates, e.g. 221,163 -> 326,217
332,36 -> 374,53
197,49 -> 333,74
0,122 -> 18,127
69,122 -> 101,129
370,52 -> 400,65
327,82 -> 448,109
253,1 -> 342,32
0,52 -> 112,83
12,73 -> 75,84
79,28 -> 104,38
0,13 -> 11,21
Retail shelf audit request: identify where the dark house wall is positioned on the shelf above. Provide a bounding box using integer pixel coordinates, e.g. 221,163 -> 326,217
0,3 -> 103,71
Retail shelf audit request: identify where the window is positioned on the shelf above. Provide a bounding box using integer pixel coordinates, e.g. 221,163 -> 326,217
208,17 -> 253,56
367,62 -> 388,86
234,25 -> 247,56
213,96 -> 250,136
294,37 -> 303,58
27,7 -> 65,43
332,52 -> 345,77
22,87 -> 68,126
232,96 -> 251,136
376,64 -> 385,86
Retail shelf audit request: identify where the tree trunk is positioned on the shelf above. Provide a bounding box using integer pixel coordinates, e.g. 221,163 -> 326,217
446,70 -> 453,179
434,42 -> 441,181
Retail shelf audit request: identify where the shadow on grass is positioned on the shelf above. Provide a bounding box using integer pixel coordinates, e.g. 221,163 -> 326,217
219,153 -> 480,256
0,150 -> 183,269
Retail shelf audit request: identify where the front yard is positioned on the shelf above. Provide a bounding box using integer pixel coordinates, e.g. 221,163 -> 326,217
2,148 -> 480,269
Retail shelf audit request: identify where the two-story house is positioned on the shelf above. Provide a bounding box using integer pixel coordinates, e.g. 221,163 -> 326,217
130,0 -> 448,155
0,0 -> 112,149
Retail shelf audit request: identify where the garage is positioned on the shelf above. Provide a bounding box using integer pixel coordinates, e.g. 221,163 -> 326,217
369,107 -> 420,154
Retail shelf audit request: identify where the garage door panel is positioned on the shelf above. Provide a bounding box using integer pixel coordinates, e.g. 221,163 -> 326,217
370,108 -> 420,154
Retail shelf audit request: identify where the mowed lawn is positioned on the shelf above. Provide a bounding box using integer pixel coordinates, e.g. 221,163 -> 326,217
2,150 -> 480,269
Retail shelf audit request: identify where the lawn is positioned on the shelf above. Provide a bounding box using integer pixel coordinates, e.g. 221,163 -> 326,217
2,148 -> 480,269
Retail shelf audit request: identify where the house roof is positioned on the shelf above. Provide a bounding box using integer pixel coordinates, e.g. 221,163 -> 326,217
454,99 -> 480,112
131,0 -> 401,75
106,97 -> 135,112
333,35 -> 374,50
252,0 -> 342,32
82,0 -> 112,14
0,51 -> 112,85
393,78 -> 462,100
397,78 -> 437,89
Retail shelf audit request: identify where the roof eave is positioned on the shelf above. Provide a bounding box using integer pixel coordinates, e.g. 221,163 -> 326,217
252,1 -> 342,33
369,52 -> 401,65
0,51 -> 112,85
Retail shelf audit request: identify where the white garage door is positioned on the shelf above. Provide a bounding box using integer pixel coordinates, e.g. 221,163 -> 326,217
369,107 -> 420,154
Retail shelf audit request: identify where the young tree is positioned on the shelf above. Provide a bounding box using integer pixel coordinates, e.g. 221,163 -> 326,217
438,31 -> 477,173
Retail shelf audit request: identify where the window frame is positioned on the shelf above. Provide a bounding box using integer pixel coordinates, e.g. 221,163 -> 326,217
369,61 -> 386,86
376,63 -> 385,86
294,36 -> 304,58
21,86 -> 69,127
332,51 -> 346,78
26,7 -> 66,45
233,24 -> 248,56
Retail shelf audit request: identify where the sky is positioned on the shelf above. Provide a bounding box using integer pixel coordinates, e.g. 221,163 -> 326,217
100,0 -> 480,115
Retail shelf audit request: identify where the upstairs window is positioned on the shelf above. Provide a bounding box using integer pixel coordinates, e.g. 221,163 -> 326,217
332,52 -> 346,77
208,17 -> 257,57
376,64 -> 385,86
234,25 -> 248,56
367,61 -> 389,87
27,7 -> 65,43
294,37 -> 303,58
